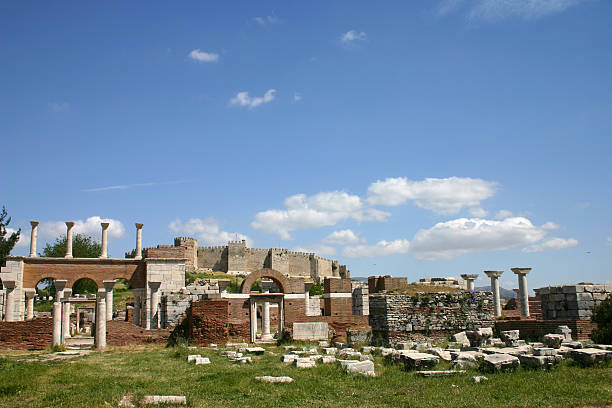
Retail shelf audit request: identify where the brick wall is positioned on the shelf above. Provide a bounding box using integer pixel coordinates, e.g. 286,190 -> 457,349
0,318 -> 53,350
368,276 -> 408,293
190,300 -> 230,345
495,318 -> 598,341
107,320 -> 170,346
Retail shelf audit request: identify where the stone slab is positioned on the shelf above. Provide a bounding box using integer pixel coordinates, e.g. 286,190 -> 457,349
292,322 -> 328,341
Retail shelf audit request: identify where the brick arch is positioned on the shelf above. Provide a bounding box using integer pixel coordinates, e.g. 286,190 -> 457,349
240,268 -> 293,294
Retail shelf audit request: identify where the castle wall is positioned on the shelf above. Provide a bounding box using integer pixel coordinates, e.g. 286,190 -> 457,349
270,249 -> 289,276
174,237 -> 198,273
288,252 -> 312,277
227,241 -> 247,274
246,249 -> 269,273
197,246 -> 227,272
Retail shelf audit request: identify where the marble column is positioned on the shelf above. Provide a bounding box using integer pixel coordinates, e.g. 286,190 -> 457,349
460,274 -> 479,292
61,289 -> 72,340
100,222 -> 110,258
135,223 -> 144,260
25,288 -> 36,320
65,221 -> 75,258
485,270 -> 504,317
512,267 -> 531,317
52,301 -> 62,347
95,296 -> 107,349
29,221 -> 39,257
75,307 -> 81,333
3,281 -> 16,322
250,300 -> 257,342
148,282 -> 161,329
103,280 -> 115,321
133,290 -> 141,326
261,300 -> 273,341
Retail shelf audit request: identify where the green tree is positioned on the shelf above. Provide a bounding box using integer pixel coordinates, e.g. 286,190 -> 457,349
591,296 -> 612,345
41,233 -> 102,294
309,282 -> 324,296
0,206 -> 21,268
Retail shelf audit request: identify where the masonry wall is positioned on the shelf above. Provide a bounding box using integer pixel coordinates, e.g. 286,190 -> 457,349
538,284 -> 612,320
228,241 -> 247,274
174,238 -> 198,273
288,253 -> 311,277
246,249 -> 269,273
270,249 -> 289,275
369,292 -> 495,344
368,276 -> 408,293
0,318 -> 52,349
0,289 -> 4,320
495,319 -> 598,341
197,247 -> 228,271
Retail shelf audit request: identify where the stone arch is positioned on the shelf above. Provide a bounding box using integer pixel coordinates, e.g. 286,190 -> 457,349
240,268 -> 295,294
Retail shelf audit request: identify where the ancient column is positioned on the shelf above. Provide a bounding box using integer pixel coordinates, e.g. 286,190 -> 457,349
460,274 -> 479,292
100,222 -> 110,258
485,270 -> 504,317
29,221 -> 39,257
103,280 -> 115,321
3,281 -> 16,322
25,288 -> 36,320
135,223 -> 144,260
75,307 -> 81,333
61,289 -> 72,340
95,296 -> 107,349
261,282 -> 273,341
148,282 -> 161,329
133,290 -> 141,326
512,267 -> 531,317
52,301 -> 62,347
65,221 -> 75,258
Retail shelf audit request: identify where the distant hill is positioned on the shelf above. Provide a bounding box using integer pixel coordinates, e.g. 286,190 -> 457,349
476,286 -> 516,298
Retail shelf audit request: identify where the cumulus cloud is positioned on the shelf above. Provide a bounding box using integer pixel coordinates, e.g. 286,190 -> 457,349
188,49 -> 219,63
495,209 -> 514,219
367,177 -> 497,215
438,0 -> 587,21
323,229 -> 363,245
292,244 -> 337,257
254,15 -> 280,25
541,221 -> 560,230
6,228 -> 29,249
343,239 -> 411,258
169,217 -> 250,246
469,207 -> 489,217
522,237 -> 578,253
230,89 -> 276,109
251,191 -> 389,240
341,30 -> 366,45
37,217 -> 126,240
409,217 -> 546,260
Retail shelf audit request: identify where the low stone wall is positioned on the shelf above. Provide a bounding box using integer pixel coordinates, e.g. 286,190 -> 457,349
107,320 -> 170,346
495,318 -> 597,341
0,318 -> 53,350
538,284 -> 611,320
369,292 -> 494,344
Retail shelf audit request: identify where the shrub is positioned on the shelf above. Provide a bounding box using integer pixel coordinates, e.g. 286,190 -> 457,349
591,295 -> 612,344
309,282 -> 324,296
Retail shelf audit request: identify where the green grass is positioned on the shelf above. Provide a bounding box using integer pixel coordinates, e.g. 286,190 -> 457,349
0,345 -> 610,407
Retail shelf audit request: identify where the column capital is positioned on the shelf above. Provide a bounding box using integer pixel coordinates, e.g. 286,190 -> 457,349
62,288 -> 72,300
460,274 -> 479,280
65,221 -> 75,228
2,280 -> 16,290
485,270 -> 504,278
511,267 -> 531,275
102,280 -> 116,290
135,223 -> 144,229
30,220 -> 39,227
101,222 -> 110,229
24,288 -> 36,298
148,281 -> 162,290
54,279 -> 68,292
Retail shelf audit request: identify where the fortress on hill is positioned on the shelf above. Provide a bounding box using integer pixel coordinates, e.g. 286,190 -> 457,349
127,238 -> 349,281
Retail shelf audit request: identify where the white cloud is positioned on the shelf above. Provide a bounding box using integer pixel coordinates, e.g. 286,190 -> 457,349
495,209 -> 514,219
323,229 -> 362,245
292,244 -> 337,257
438,0 -> 587,21
6,228 -> 29,248
541,221 -> 560,230
188,49 -> 219,63
169,217 -> 250,246
607,237 -> 612,246
409,217 -> 546,260
254,15 -> 280,25
522,237 -> 578,253
230,89 -> 276,109
251,191 -> 389,240
38,217 -> 126,240
469,207 -> 488,217
341,30 -> 366,45
343,239 -> 411,258
367,177 -> 497,215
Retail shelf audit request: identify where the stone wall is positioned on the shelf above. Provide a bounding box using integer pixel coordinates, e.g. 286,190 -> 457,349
146,259 -> 185,293
246,248 -> 269,272
107,320 -> 169,346
352,287 -> 369,315
369,292 -> 495,344
0,289 -> 4,320
537,284 -> 612,320
368,276 -> 407,293
495,318 -> 598,341
228,241 -> 247,274
174,237 -> 198,273
197,246 -> 227,271
0,258 -> 25,320
190,300 -> 230,345
0,318 -> 52,350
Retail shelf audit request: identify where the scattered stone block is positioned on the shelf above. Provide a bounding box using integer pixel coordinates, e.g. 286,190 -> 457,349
187,354 -> 201,362
283,345 -> 297,351
321,355 -> 336,364
591,344 -> 612,351
142,395 -> 187,406
569,348 -> 612,366
293,322 -> 328,341
401,353 -> 440,370
533,348 -> 556,356
482,354 -> 519,371
341,360 -> 376,377
318,340 -> 329,347
294,358 -> 316,368
361,346 -> 376,354
255,376 -> 293,383
380,348 -> 395,357
490,338 -> 505,347
519,354 -> 563,368
119,395 -> 135,407
466,328 -> 493,347
396,341 -> 416,350
483,346 -> 531,357
529,342 -> 544,348
500,330 -> 520,347
472,376 -> 488,383
416,370 -> 466,377
338,349 -> 362,359
231,356 -> 251,364
453,331 -> 470,347
561,341 -> 583,349
427,347 -> 452,361
323,347 -> 338,355
543,334 -> 564,349
195,357 -> 211,365
282,354 -> 298,363
246,347 -> 265,355
555,325 -> 572,341
452,352 -> 480,369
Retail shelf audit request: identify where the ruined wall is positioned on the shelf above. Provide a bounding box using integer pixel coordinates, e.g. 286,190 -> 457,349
174,237 -> 198,273
538,284 -> 612,320
246,248 -> 269,273
0,318 -> 52,349
227,241 -> 247,274
369,292 -> 495,344
270,249 -> 289,275
144,245 -> 185,260
190,300 -> 230,346
197,246 -> 227,271
288,252 -> 311,277
368,276 -> 408,293
352,287 -> 369,315
495,319 -> 598,341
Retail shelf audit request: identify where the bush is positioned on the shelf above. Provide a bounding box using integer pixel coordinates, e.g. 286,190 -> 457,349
309,282 -> 323,296
591,295 -> 612,344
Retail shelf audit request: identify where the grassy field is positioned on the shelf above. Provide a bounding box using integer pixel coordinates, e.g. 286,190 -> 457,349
0,344 -> 610,408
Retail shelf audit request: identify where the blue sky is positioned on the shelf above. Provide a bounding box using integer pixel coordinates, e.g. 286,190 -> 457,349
1,0 -> 611,290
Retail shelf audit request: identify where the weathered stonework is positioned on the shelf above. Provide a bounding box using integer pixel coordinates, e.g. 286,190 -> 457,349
537,284 -> 612,320
369,292 -> 494,345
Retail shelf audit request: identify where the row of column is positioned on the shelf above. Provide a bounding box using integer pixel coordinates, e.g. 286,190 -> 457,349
132,282 -> 161,330
51,293 -> 107,349
28,221 -> 144,259
461,267 -> 532,318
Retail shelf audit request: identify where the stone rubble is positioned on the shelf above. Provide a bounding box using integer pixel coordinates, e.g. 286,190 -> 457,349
255,376 -> 294,383
482,353 -> 520,371
542,334 -> 565,349
500,330 -> 520,347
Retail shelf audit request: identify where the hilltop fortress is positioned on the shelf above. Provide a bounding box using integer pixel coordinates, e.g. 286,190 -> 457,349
127,238 -> 349,281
